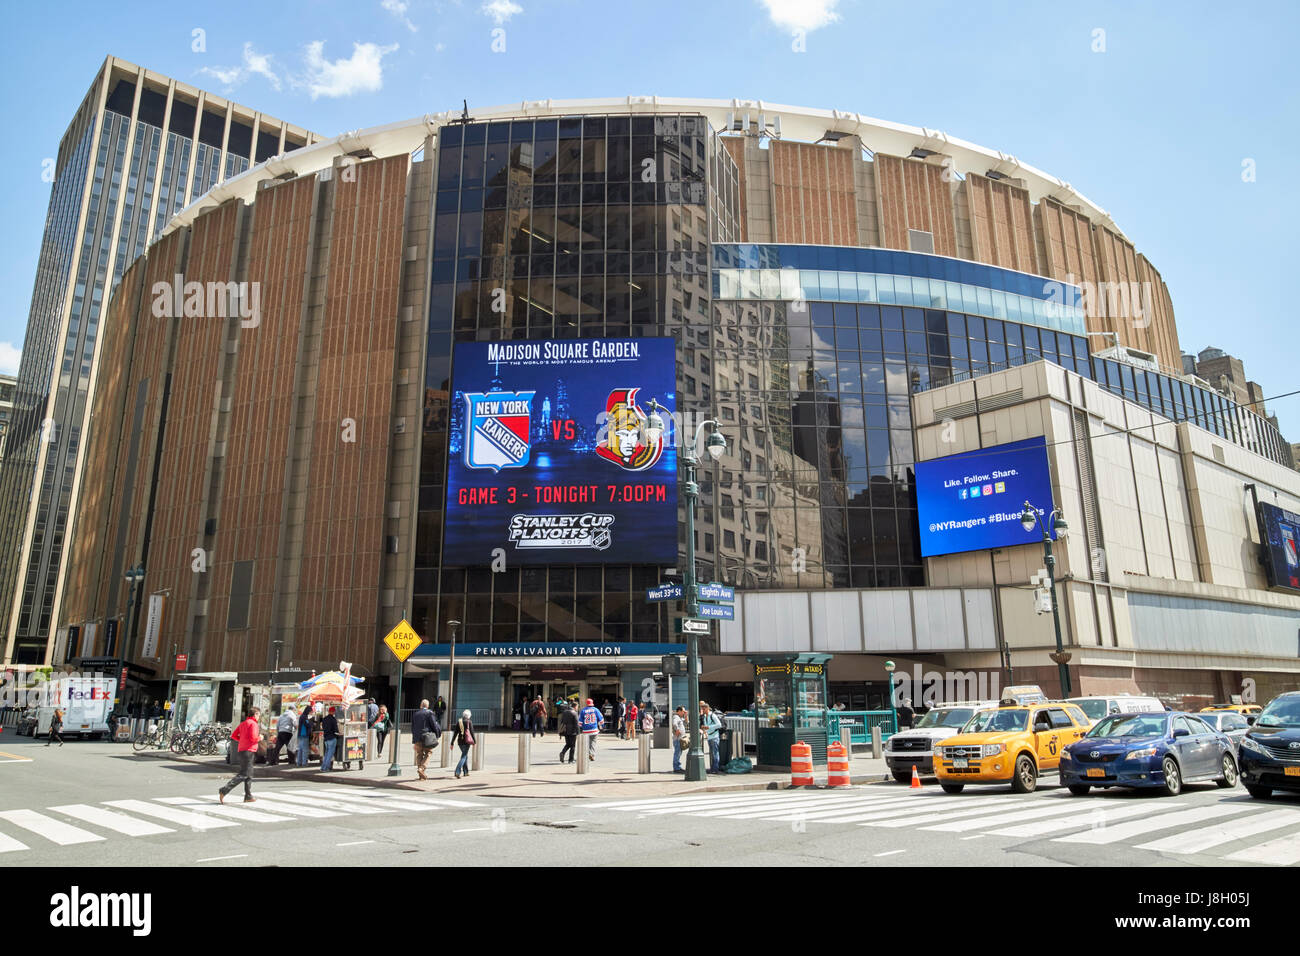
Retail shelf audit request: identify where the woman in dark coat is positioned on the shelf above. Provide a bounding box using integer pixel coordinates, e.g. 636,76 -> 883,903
451,710 -> 475,779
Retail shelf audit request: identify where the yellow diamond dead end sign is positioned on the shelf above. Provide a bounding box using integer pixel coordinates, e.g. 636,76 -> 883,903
383,620 -> 422,663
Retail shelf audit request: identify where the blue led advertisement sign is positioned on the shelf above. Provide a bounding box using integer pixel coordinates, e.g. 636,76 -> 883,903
1256,501 -> 1300,594
444,336 -> 677,566
916,436 -> 1056,558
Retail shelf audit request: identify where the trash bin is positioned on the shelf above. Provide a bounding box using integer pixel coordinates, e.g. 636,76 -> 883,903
718,728 -> 735,766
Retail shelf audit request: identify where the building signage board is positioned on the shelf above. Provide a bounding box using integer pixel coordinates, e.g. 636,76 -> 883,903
411,642 -> 687,660
1256,501 -> 1300,595
697,602 -> 735,620
444,337 -> 678,566
915,436 -> 1056,558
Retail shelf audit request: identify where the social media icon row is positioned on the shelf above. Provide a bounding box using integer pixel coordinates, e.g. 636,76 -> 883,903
960,481 -> 1005,500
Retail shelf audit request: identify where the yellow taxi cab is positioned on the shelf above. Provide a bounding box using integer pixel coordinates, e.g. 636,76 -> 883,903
1200,703 -> 1263,717
933,700 -> 1091,794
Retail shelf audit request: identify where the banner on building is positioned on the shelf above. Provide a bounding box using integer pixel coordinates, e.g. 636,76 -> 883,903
444,336 -> 678,565
141,594 -> 166,659
1256,501 -> 1300,595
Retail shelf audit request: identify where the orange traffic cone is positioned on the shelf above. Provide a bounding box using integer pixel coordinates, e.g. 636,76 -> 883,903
910,765 -> 922,789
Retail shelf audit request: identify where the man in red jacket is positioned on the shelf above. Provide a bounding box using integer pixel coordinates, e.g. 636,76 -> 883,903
219,707 -> 262,804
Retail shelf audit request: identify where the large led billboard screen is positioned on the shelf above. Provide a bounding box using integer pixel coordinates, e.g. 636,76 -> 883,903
1256,501 -> 1300,594
916,436 -> 1056,558
444,336 -> 678,566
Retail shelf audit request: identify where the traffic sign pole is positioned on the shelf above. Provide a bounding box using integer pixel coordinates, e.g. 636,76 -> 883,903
388,658 -> 403,777
380,620 -> 423,778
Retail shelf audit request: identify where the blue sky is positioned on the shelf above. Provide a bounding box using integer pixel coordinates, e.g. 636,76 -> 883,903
1,0 -> 1296,436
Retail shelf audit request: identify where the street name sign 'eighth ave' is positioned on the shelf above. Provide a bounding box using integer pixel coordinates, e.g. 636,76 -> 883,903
697,582 -> 734,602
383,620 -> 422,662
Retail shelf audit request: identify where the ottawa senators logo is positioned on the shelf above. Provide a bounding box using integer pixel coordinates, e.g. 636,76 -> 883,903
596,387 -> 664,472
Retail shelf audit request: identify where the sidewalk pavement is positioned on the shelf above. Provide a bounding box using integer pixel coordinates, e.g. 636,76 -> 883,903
138,732 -> 903,799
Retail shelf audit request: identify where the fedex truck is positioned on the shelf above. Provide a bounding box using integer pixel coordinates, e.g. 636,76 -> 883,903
27,676 -> 116,739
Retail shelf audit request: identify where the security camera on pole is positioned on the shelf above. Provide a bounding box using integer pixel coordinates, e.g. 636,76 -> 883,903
644,399 -> 726,783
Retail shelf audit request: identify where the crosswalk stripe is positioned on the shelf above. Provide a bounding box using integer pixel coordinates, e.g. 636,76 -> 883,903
1223,832 -> 1300,866
988,801 -> 1178,838
632,794 -> 832,815
917,801 -> 1093,833
258,792 -> 394,814
0,809 -> 105,845
1054,805 -> 1251,844
1137,809 -> 1300,855
686,794 -> 900,818
204,798 -> 346,819
104,799 -> 238,830
293,788 -> 486,809
50,804 -> 174,836
290,789 -> 465,812
0,831 -> 30,853
847,797 -> 1019,827
155,797 -> 296,823
587,792 -> 797,812
753,795 -> 983,823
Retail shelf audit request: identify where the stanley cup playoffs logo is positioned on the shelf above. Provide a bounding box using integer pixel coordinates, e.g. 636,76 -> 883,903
596,387 -> 664,471
464,390 -> 535,472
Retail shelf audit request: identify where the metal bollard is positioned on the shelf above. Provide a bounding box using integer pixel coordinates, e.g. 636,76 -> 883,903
576,736 -> 589,774
638,732 -> 651,773
517,732 -> 530,773
840,724 -> 853,758
472,733 -> 484,771
871,725 -> 882,760
440,730 -> 451,768
367,728 -> 376,762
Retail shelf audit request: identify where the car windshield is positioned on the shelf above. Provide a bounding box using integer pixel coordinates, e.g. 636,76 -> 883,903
963,709 -> 1028,733
1088,714 -> 1167,738
1068,699 -> 1108,720
915,708 -> 975,729
1256,696 -> 1300,728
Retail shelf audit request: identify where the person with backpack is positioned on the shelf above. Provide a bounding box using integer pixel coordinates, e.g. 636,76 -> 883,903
700,702 -> 723,773
46,708 -> 65,747
578,698 -> 604,761
411,699 -> 441,781
558,700 -> 579,763
530,696 -> 547,738
452,710 -> 475,779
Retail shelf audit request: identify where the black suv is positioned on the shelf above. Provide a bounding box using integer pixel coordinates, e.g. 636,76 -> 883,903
1237,691 -> 1300,798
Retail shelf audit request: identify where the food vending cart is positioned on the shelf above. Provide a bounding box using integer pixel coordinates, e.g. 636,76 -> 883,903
339,701 -> 368,771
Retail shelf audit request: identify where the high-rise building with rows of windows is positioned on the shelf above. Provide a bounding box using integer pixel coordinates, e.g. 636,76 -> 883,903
47,96 -> 1300,722
0,56 -> 315,664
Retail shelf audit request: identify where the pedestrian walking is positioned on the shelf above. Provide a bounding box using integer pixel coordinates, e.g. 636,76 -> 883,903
270,708 -> 296,766
411,699 -> 441,780
295,706 -> 311,766
671,705 -> 687,772
373,704 -> 391,757
366,699 -> 379,727
616,697 -> 626,737
434,695 -> 447,726
530,696 -> 547,738
700,702 -> 722,772
558,700 -> 579,763
219,707 -> 262,804
46,707 -> 65,746
319,706 -> 341,771
452,710 -> 475,778
578,697 -> 604,761
626,700 -> 639,740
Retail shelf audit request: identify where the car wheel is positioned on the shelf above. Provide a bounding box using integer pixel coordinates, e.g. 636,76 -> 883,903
940,783 -> 964,794
1160,756 -> 1182,796
1245,784 -> 1272,800
1215,754 -> 1238,789
1011,754 -> 1037,793
1068,784 -> 1091,796
892,771 -> 912,783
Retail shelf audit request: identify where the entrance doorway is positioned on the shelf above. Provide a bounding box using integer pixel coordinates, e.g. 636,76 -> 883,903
587,681 -> 620,732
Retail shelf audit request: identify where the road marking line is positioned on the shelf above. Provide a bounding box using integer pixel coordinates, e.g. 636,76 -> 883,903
688,794 -> 902,818
960,835 -> 985,840
336,840 -> 375,846
260,792 -> 394,814
1224,832 -> 1300,866
290,788 -> 485,809
552,819 -> 585,824
0,809 -> 105,845
0,831 -> 30,853
918,801 -> 1090,832
1054,805 -> 1251,845
221,798 -> 346,818
50,804 -> 174,836
0,752 -> 33,762
103,799 -> 238,830
197,854 -> 247,862
874,849 -> 906,857
988,801 -> 1179,838
156,797 -> 295,823
719,795 -> 952,823
1137,808 -> 1300,855
452,827 -> 491,833
289,789 -> 454,812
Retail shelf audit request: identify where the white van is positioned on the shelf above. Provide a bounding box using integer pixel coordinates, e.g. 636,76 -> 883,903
1065,694 -> 1165,726
28,677 -> 116,739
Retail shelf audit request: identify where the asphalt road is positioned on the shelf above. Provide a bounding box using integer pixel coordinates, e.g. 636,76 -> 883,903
3,732 -> 1299,867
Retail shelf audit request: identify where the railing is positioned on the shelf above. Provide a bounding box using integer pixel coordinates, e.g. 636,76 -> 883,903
724,716 -> 756,750
826,710 -> 897,745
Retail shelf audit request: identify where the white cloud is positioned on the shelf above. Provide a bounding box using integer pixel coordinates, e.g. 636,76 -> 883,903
382,0 -> 419,32
758,0 -> 841,32
198,42 -> 282,92
0,342 -> 20,376
302,41 -> 400,99
482,0 -> 522,25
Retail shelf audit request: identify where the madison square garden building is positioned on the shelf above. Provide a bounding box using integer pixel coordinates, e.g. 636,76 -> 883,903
53,99 -> 1300,721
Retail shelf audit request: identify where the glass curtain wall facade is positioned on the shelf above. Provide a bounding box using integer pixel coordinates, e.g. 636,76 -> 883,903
418,114 -> 733,646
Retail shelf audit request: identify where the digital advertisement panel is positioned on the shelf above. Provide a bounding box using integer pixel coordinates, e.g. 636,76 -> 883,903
916,436 -> 1056,558
444,336 -> 678,566
1256,501 -> 1300,594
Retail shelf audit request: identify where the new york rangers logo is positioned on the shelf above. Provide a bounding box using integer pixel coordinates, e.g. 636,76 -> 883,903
464,390 -> 535,472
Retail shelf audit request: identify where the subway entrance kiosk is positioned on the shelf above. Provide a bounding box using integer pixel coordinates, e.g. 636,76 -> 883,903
748,653 -> 832,770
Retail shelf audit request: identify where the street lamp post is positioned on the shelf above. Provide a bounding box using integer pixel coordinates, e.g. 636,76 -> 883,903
883,660 -> 898,735
446,619 -> 461,719
119,565 -> 145,716
1019,501 -> 1072,697
645,400 -> 726,783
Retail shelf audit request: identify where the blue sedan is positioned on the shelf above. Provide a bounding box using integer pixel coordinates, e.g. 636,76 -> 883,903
1060,711 -> 1238,796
